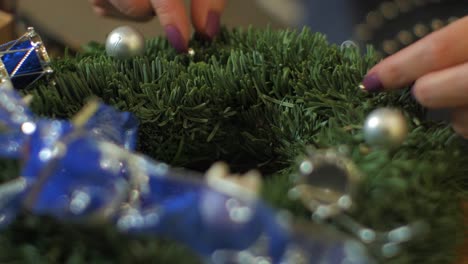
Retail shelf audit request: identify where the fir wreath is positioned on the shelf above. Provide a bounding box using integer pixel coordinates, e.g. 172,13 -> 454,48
0,27 -> 465,264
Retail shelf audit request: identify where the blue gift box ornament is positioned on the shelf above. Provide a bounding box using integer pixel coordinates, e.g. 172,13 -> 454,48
0,27 -> 53,89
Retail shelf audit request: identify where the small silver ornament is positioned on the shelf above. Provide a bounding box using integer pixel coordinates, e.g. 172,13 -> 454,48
105,26 -> 145,59
188,48 -> 195,57
363,108 -> 408,148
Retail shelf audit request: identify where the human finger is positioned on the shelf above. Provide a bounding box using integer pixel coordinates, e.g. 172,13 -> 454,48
452,107 -> 468,139
361,16 -> 468,92
191,0 -> 226,40
150,0 -> 191,53
91,0 -> 123,17
412,61 -> 468,108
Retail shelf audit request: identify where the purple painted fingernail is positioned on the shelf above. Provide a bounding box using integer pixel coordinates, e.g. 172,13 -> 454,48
165,25 -> 187,53
360,72 -> 384,93
205,11 -> 220,40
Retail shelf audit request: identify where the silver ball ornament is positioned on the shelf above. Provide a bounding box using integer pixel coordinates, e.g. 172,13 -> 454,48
105,26 -> 145,59
363,108 -> 408,148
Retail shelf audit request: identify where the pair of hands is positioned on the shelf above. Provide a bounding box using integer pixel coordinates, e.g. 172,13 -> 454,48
91,0 -> 226,52
90,0 -> 468,139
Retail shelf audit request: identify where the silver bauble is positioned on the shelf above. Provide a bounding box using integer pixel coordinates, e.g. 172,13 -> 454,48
105,26 -> 145,59
363,108 -> 408,148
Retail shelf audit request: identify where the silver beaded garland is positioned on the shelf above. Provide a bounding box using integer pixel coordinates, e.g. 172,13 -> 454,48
105,26 -> 145,59
363,108 -> 408,148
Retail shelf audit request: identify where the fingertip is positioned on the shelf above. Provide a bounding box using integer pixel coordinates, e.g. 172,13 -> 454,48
359,72 -> 384,93
165,25 -> 188,53
452,121 -> 468,139
90,0 -> 104,6
191,0 -> 226,40
92,6 -> 108,16
360,56 -> 404,93
90,0 -> 108,14
411,74 -> 447,108
411,80 -> 431,107
204,10 -> 221,40
151,0 -> 191,52
365,42 -> 429,92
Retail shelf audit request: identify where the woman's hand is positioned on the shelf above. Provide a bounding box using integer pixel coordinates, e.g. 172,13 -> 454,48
90,0 -> 226,53
361,16 -> 468,139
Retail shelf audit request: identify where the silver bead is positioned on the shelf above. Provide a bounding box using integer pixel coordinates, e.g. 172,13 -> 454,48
188,48 -> 196,57
105,26 -> 145,59
363,108 -> 408,148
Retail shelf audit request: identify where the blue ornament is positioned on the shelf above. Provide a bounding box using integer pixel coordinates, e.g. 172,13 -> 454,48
0,27 -> 53,89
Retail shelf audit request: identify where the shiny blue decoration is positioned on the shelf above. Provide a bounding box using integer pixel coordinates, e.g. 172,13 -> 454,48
0,27 -> 53,89
0,83 -> 374,264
